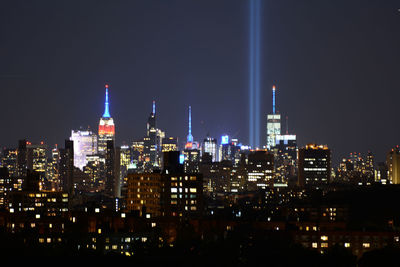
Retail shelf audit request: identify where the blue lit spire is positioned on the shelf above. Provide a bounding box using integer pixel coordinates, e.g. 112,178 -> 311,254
187,105 -> 193,143
103,84 -> 111,118
152,100 -> 156,114
272,85 -> 276,114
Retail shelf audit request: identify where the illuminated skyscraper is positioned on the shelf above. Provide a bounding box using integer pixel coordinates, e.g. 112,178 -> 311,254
219,136 -> 241,166
274,135 -> 297,185
266,85 -> 281,150
298,144 -> 331,187
387,147 -> 400,184
70,129 -> 97,170
143,101 -> 162,169
245,150 -> 274,190
98,84 -> 115,154
162,137 -> 178,152
26,142 -> 47,184
202,136 -> 218,162
1,148 -> 17,177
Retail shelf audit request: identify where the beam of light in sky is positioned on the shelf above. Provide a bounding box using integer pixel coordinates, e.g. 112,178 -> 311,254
249,0 -> 261,148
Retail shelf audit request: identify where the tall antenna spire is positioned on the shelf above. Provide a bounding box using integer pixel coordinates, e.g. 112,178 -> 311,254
102,84 -> 110,118
286,115 -> 289,134
187,105 -> 193,143
272,85 -> 276,114
152,100 -> 156,114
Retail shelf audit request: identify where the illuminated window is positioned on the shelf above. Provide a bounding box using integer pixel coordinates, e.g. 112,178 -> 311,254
344,243 -> 350,248
321,243 -> 328,248
362,243 -> 370,248
321,236 -> 328,241
312,242 -> 318,248
190,188 -> 197,193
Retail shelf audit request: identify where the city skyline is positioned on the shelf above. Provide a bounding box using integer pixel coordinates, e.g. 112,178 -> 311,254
1,1 -> 400,164
2,1 -> 400,262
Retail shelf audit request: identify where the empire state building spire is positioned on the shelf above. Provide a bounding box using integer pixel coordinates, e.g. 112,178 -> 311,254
187,105 -> 193,143
103,84 -> 111,118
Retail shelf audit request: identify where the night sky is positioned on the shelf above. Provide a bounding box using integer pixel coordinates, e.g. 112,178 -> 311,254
1,0 -> 399,165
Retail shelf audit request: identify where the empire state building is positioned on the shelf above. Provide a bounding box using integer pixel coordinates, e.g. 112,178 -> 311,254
98,84 -> 115,154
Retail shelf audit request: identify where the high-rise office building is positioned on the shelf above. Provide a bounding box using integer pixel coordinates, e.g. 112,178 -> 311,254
220,136 -> 241,166
161,151 -> 203,218
183,149 -> 201,174
202,136 -> 218,162
126,151 -> 203,218
98,84 -> 115,154
17,139 -> 28,178
274,134 -> 297,184
245,150 -> 274,190
126,172 -> 162,217
266,85 -> 281,150
1,148 -> 17,177
143,101 -> 163,170
59,140 -> 74,195
70,129 -> 97,170
48,145 -> 60,191
26,142 -> 47,181
387,147 -> 400,184
298,144 -> 331,187
162,137 -> 178,152
105,140 -> 120,198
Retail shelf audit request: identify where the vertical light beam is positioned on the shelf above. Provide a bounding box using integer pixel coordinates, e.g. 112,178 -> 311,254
249,0 -> 261,148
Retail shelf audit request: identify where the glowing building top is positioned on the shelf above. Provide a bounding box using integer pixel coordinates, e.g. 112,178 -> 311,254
98,84 -> 115,154
185,105 -> 198,150
187,105 -> 193,143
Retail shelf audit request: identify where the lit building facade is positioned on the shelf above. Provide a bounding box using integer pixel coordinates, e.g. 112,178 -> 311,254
274,134 -> 297,185
126,172 -> 162,217
298,144 -> 331,187
70,129 -> 97,170
162,137 -> 178,152
1,148 -> 17,177
245,150 -> 274,190
202,137 -> 218,162
143,101 -> 163,170
266,86 -> 281,150
387,146 -> 400,184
